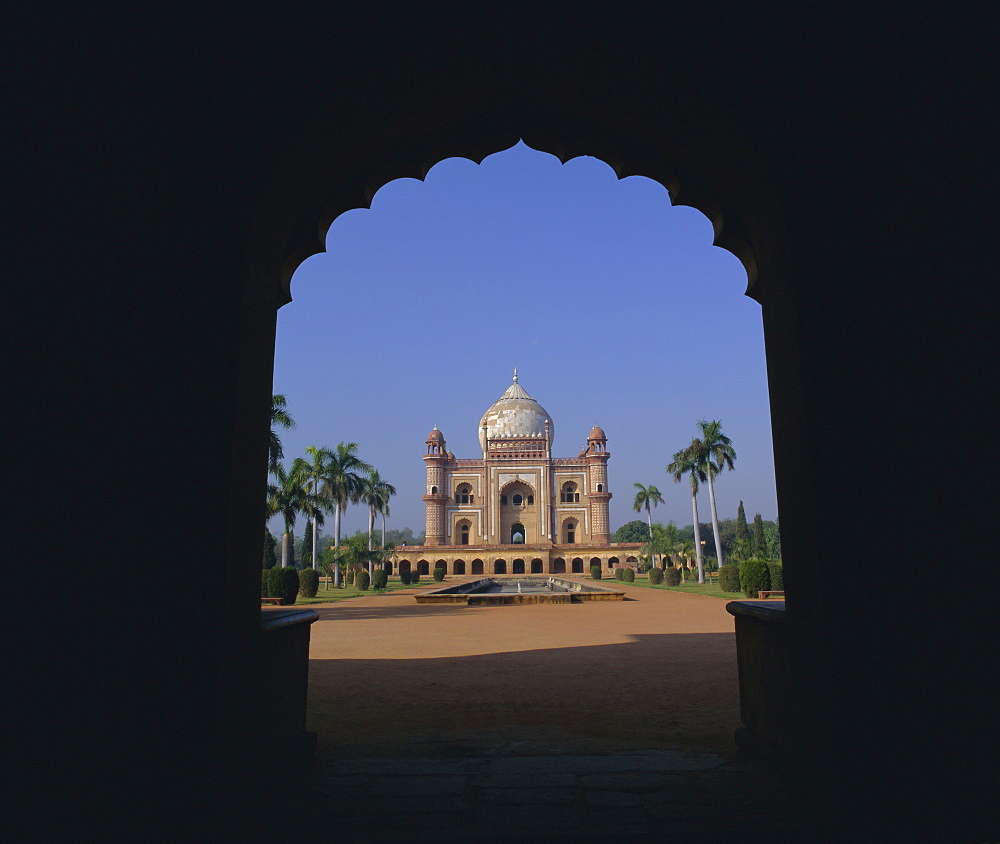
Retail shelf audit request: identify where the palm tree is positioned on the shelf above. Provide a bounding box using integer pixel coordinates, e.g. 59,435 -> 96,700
269,394 -> 295,474
696,420 -> 737,569
321,442 -> 373,586
301,446 -> 334,570
362,469 -> 396,550
643,521 -> 678,569
361,468 -> 397,579
668,441 -> 708,584
632,483 -> 665,540
265,460 -> 317,568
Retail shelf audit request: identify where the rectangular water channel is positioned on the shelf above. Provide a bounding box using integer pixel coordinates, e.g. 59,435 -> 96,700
415,576 -> 625,605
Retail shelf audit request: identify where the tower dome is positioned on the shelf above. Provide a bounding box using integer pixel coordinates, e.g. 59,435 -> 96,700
479,369 -> 554,450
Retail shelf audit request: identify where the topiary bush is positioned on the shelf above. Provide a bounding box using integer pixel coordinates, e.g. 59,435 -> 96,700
767,562 -> 783,592
355,570 -> 370,591
266,566 -> 299,605
718,564 -> 741,592
298,567 -> 319,598
433,567 -> 446,582
665,567 -> 681,586
410,572 -> 420,584
648,567 -> 664,585
590,566 -> 602,580
622,567 -> 635,583
739,558 -> 771,598
372,569 -> 388,590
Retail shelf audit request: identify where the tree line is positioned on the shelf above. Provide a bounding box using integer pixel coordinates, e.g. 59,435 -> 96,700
263,394 -> 401,586
629,419 -> 778,582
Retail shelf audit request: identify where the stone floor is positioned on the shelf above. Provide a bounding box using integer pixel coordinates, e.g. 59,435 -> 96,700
273,749 -> 800,842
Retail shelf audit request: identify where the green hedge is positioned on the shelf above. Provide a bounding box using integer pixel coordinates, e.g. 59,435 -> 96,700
664,567 -> 681,586
767,562 -> 783,592
614,567 -> 625,581
298,567 -> 319,598
648,567 -> 664,585
410,572 -> 420,584
622,567 -> 635,583
739,558 -> 771,598
372,569 -> 388,590
346,568 -> 355,585
266,566 -> 299,605
590,566 -> 602,580
433,567 -> 446,582
718,564 -> 741,592
355,570 -> 370,591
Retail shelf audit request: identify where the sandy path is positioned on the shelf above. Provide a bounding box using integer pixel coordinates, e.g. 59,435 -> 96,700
305,581 -> 740,759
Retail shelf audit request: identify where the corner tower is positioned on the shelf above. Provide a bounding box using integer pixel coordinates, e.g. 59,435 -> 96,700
422,426 -> 450,546
585,425 -> 612,543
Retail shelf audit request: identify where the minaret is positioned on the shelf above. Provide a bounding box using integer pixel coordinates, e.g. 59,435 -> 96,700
585,424 -> 612,543
422,426 -> 449,546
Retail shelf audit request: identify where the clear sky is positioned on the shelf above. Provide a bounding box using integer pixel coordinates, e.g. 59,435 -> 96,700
270,142 -> 776,541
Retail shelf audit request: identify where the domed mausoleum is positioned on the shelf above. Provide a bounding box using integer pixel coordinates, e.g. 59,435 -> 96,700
392,371 -> 643,577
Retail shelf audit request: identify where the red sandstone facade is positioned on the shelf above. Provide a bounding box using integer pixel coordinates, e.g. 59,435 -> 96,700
394,372 -> 642,577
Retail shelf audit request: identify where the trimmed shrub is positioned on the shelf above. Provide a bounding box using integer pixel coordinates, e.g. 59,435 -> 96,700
622,567 -> 635,583
590,566 -> 602,580
648,567 -> 664,585
614,567 -> 624,581
372,569 -> 388,590
433,567 -> 446,582
346,568 -> 356,585
664,567 -> 681,586
410,572 -> 420,584
718,564 -> 741,592
767,562 -> 783,592
266,566 -> 299,605
739,558 -> 771,598
298,567 -> 319,598
356,570 -> 371,591
399,570 -> 412,585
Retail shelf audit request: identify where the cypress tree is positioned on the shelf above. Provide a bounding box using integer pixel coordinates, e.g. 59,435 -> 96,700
753,512 -> 765,558
263,528 -> 278,569
736,502 -> 749,544
300,520 -> 313,570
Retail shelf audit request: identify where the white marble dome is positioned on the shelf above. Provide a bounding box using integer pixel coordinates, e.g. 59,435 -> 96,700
479,370 -> 554,450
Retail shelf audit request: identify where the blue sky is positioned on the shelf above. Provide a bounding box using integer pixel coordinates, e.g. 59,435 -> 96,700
270,142 -> 776,540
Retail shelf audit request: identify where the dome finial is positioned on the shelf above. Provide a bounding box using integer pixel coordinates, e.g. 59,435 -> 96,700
513,366 -> 518,383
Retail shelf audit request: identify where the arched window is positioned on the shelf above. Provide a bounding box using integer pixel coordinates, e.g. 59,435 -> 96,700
500,495 -> 507,506
512,494 -> 523,506
455,483 -> 473,504
527,495 -> 534,504
563,518 -> 578,544
596,484 -> 603,492
511,523 -> 525,544
460,524 -> 470,545
430,486 -> 437,494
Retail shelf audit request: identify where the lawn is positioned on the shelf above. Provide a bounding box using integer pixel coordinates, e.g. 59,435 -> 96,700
289,579 -> 430,605
624,577 -> 742,600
